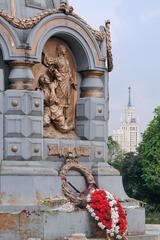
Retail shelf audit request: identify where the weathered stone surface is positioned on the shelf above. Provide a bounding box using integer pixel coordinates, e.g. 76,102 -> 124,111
0,114 -> 3,162
76,120 -> 107,141
0,174 -> 61,205
0,210 -> 159,240
4,115 -> 43,138
4,138 -> 43,160
4,90 -> 43,116
0,93 -> 3,113
76,98 -> 106,121
127,207 -> 145,235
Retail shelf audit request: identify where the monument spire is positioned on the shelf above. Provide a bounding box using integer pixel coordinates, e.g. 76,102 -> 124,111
128,86 -> 132,107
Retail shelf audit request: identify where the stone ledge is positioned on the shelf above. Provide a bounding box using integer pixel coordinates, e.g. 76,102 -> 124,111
74,235 -> 160,240
67,225 -> 160,240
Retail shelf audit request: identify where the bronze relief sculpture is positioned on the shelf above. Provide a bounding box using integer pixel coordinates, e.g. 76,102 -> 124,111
34,39 -> 78,138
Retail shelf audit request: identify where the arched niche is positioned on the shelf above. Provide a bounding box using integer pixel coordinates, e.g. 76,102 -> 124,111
33,37 -> 79,139
27,14 -> 105,71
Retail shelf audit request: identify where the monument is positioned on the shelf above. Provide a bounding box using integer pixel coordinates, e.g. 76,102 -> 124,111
0,1 -> 158,239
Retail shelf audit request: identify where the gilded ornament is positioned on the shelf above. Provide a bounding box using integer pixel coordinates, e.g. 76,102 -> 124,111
11,100 -> 19,107
11,145 -> 18,153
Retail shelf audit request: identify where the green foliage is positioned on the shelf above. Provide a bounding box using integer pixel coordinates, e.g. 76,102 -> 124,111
137,106 -> 160,203
120,152 -> 143,199
108,108 -> 160,223
146,211 -> 160,224
107,136 -> 125,164
109,151 -> 145,200
145,204 -> 160,224
109,107 -> 160,207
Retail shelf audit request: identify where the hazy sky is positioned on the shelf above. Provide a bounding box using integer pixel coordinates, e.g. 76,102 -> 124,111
69,0 -> 160,134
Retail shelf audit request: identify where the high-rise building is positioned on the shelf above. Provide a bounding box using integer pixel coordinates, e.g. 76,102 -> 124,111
112,87 -> 140,152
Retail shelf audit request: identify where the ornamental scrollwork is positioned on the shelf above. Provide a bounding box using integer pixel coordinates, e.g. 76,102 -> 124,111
101,20 -> 113,72
0,5 -> 103,41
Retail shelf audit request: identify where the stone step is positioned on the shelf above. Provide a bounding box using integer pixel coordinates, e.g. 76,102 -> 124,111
68,230 -> 160,240
87,236 -> 160,240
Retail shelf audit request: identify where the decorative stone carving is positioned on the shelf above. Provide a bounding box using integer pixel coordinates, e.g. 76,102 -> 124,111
102,20 -> 113,72
11,145 -> 18,153
0,6 -> 102,40
34,38 -> 78,138
0,8 -> 57,29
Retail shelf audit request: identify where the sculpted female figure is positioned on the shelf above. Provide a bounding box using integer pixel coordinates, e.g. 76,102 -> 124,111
48,44 -> 77,120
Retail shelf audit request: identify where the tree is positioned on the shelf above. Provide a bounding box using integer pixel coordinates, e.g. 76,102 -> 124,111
137,107 -> 160,203
108,107 -> 160,205
120,152 -> 145,200
107,136 -> 125,167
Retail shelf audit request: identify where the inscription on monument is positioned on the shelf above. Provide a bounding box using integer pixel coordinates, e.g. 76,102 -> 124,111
48,145 -> 90,157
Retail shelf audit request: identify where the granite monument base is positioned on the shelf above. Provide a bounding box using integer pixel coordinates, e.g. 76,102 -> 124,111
0,160 -> 150,239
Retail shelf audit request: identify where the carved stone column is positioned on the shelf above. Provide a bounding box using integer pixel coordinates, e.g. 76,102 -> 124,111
9,61 -> 34,90
76,70 -> 107,162
80,70 -> 104,98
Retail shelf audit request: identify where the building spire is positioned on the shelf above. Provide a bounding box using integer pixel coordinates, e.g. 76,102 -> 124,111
128,86 -> 132,107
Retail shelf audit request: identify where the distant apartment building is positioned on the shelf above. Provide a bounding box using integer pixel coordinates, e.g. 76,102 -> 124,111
112,87 -> 141,152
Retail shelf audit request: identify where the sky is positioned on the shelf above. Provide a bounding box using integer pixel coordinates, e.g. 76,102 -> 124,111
69,0 -> 160,134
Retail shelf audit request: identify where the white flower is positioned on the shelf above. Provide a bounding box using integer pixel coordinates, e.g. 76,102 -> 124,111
106,191 -> 114,200
91,212 -> 96,217
86,195 -> 91,202
98,222 -> 105,230
95,216 -> 99,221
86,205 -> 90,210
117,235 -> 122,239
110,200 -> 116,207
86,205 -> 94,213
115,226 -> 120,233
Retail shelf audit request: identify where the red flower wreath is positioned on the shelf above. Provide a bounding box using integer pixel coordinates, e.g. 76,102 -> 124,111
86,189 -> 128,240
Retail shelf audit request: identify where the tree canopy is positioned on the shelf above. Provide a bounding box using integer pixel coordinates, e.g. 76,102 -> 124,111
137,107 -> 160,203
109,107 -> 160,204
